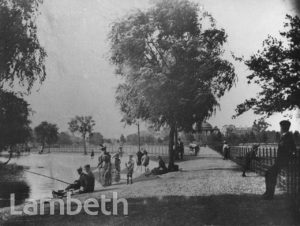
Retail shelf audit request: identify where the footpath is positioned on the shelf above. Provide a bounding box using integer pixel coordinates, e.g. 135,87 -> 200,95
2,147 -> 298,226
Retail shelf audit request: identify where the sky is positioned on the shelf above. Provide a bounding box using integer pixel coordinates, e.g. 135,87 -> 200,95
24,0 -> 300,138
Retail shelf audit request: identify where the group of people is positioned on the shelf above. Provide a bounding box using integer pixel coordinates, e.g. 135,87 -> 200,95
225,120 -> 297,200
52,164 -> 95,197
136,149 -> 150,172
54,120 -> 296,201
97,145 -> 122,186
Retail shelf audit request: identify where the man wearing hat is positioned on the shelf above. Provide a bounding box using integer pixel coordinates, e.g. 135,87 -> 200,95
223,141 -> 230,160
52,167 -> 87,197
82,164 -> 95,193
263,120 -> 296,200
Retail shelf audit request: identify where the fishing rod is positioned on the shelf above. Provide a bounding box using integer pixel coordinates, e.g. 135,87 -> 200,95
24,170 -> 72,185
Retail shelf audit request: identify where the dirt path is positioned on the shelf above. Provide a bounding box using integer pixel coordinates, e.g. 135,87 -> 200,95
2,147 -> 298,226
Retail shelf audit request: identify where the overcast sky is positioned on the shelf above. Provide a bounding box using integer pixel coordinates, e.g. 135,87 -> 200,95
24,0 -> 300,138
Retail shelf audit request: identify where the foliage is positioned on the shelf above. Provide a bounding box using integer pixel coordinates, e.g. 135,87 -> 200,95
184,133 -> 196,143
89,132 -> 104,146
120,134 -> 126,144
252,118 -> 270,133
235,15 -> 300,117
0,0 -> 46,92
126,133 -> 156,145
0,90 -> 32,151
57,132 -> 73,145
68,116 -> 95,154
109,0 -> 236,166
34,121 -> 58,149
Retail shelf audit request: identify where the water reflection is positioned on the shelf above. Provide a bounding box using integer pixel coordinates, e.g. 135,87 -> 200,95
0,152 -> 156,208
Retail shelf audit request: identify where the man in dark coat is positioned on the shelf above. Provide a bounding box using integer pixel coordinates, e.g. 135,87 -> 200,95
83,164 -> 95,193
52,167 -> 87,197
178,138 -> 184,160
263,120 -> 296,200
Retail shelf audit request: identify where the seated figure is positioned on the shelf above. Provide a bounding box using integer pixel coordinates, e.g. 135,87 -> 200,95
52,167 -> 87,197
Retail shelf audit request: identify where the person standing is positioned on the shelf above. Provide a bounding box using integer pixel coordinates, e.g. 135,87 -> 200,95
178,138 -> 184,160
141,150 -> 150,172
125,155 -> 135,184
136,148 -> 143,171
97,146 -> 112,186
118,146 -> 123,157
91,149 -> 95,159
223,141 -> 230,160
113,153 -> 121,183
263,120 -> 296,200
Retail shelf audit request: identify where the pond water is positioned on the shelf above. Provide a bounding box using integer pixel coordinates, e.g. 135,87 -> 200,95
0,152 -> 156,208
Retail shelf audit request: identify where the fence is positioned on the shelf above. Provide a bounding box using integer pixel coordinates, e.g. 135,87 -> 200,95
31,144 -> 170,156
212,144 -> 300,208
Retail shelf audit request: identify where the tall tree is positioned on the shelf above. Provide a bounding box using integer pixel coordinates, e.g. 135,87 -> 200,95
0,90 -> 32,164
68,116 -> 95,155
120,134 -> 126,144
57,132 -> 73,146
0,0 -> 46,92
89,132 -> 104,146
34,121 -> 58,151
109,0 -> 236,168
252,118 -> 270,134
235,15 -> 300,118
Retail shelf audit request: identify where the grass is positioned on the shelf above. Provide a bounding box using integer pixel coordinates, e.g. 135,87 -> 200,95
3,194 -> 298,226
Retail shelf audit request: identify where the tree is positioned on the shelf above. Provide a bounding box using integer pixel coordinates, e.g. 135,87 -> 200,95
89,132 -> 104,146
57,132 -> 73,145
68,116 -> 95,155
0,90 -> 32,164
252,118 -> 270,134
34,121 -> 58,151
235,15 -> 300,117
294,131 -> 300,145
109,0 -> 236,168
120,134 -> 126,144
0,0 -> 46,93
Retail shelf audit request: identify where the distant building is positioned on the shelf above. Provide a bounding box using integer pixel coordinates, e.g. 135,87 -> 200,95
192,122 -> 220,144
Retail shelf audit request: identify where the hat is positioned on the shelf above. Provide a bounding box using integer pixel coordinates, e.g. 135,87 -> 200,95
279,120 -> 291,128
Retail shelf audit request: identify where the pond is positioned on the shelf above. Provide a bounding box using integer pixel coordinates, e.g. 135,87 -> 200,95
0,152 -> 156,208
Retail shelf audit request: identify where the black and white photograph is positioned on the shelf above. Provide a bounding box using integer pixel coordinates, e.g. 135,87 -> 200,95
0,0 -> 300,225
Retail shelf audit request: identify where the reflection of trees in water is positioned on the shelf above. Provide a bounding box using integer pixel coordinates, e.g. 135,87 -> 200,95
0,166 -> 30,208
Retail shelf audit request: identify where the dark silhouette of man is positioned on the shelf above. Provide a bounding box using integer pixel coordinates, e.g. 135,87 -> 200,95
178,138 -> 184,160
83,164 -> 95,193
263,120 -> 296,200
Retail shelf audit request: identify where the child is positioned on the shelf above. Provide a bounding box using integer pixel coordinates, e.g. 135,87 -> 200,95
125,155 -> 134,184
114,153 -> 121,182
141,150 -> 150,172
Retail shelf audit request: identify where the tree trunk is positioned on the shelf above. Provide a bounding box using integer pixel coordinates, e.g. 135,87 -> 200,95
174,124 -> 178,160
83,134 -> 87,155
137,122 -> 141,152
168,123 -> 175,168
2,146 -> 13,165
